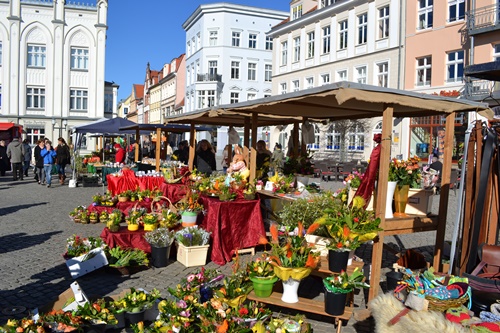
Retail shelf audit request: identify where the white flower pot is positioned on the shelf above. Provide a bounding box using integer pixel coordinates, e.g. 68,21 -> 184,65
281,278 -> 301,303
386,181 -> 398,219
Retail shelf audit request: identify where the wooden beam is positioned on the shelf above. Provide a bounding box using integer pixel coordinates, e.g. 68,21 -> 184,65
293,122 -> 299,157
188,123 -> 196,171
369,104 -> 393,302
244,118 -> 250,165
301,118 -> 308,154
155,128 -> 161,172
250,113 -> 258,182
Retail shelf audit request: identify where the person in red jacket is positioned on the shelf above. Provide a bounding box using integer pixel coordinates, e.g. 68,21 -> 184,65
114,143 -> 125,164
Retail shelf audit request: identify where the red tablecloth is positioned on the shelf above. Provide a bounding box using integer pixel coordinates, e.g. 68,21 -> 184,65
200,196 -> 265,265
138,176 -> 164,191
106,168 -> 165,196
100,226 -> 151,253
159,183 -> 188,203
88,198 -> 171,216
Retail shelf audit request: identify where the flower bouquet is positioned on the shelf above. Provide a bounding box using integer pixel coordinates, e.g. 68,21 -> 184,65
116,288 -> 161,314
38,310 -> 84,332
246,254 -> 278,297
175,226 -> 211,267
323,267 -> 368,315
74,300 -> 118,325
175,226 -> 211,247
65,235 -> 106,259
344,171 -> 363,189
389,156 -> 422,188
107,209 -> 122,232
160,209 -> 180,228
212,270 -> 251,308
168,267 -> 223,303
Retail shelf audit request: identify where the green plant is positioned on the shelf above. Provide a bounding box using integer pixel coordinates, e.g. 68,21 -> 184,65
323,267 -> 369,293
175,226 -> 211,247
65,235 -> 106,258
107,246 -> 149,267
142,213 -> 158,225
144,227 -> 175,248
278,192 -> 336,230
74,300 -> 118,325
246,253 -> 275,278
107,209 -> 122,225
116,288 -> 160,313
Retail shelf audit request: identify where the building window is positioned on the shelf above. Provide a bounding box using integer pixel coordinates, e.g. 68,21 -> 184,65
494,44 -> 500,61
27,45 -> 46,68
339,20 -> 348,50
307,31 -> 315,58
292,80 -> 300,92
248,33 -> 257,49
230,92 -> 239,104
418,0 -> 433,30
209,31 -> 218,46
322,26 -> 331,54
378,6 -> 390,39
265,64 -> 272,82
232,31 -> 241,47
446,50 -> 464,82
191,37 -> 195,54
71,47 -> 89,70
197,32 -> 201,49
416,56 -> 432,86
377,62 -> 389,87
26,87 -> 45,109
248,63 -> 256,81
123,107 -> 128,115
356,66 -> 367,84
281,41 -> 288,66
337,69 -> 347,81
293,36 -> 301,62
207,90 -> 215,107
197,90 -> 205,109
70,89 -> 88,111
292,4 -> 303,20
448,0 -> 464,22
280,82 -> 287,94
306,125 -> 321,150
208,60 -> 218,78
104,93 -> 113,113
247,93 -> 256,100
186,41 -> 191,57
357,13 -> 368,45
305,77 -> 314,89
26,128 -> 45,145
0,42 -> 2,66
321,73 -> 330,85
231,61 -> 240,79
326,125 -> 341,151
348,124 -> 365,151
266,36 -> 273,50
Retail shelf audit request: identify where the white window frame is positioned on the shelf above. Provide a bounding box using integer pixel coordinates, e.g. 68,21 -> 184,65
197,90 -> 206,109
339,20 -> 348,50
357,13 -> 368,45
306,125 -> 321,150
293,36 -> 301,62
248,33 -> 257,49
292,80 -> 300,92
266,37 -> 273,50
446,50 -> 464,83
70,89 -> 88,111
26,87 -> 45,109
377,61 -> 389,87
197,32 -> 201,49
71,47 -> 89,70
305,77 -> 314,89
27,44 -> 46,68
186,41 -> 191,57
418,0 -> 433,30
337,69 -> 347,81
265,64 -> 272,82
232,31 -> 241,47
356,66 -> 367,84
26,127 -> 45,145
209,31 -> 218,46
207,90 -> 215,107
416,56 -> 432,86
230,92 -> 239,104
208,60 -> 218,77
292,4 -> 303,20
326,125 -> 341,151
247,93 -> 256,101
347,124 -> 365,151
378,6 -> 390,39
231,61 -> 240,79
321,73 -> 330,85
307,31 -> 315,58
322,26 -> 331,54
448,0 -> 465,23
281,41 -> 288,66
280,82 -> 287,94
248,62 -> 257,81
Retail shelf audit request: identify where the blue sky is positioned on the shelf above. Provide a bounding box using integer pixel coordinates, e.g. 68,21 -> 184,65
105,1 -> 290,101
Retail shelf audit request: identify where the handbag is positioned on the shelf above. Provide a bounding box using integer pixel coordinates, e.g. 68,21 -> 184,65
463,244 -> 500,293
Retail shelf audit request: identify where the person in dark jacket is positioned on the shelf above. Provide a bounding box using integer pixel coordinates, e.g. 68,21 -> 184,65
56,137 -> 71,185
173,140 -> 189,164
0,140 -> 10,176
33,139 -> 45,184
22,139 -> 32,177
40,140 -> 57,188
7,137 -> 25,181
194,139 -> 216,175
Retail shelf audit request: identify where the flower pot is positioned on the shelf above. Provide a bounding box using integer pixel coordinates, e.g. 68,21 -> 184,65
127,224 -> 139,231
243,193 -> 256,200
125,310 -> 145,325
324,288 -> 348,316
394,184 -> 410,217
118,196 -> 129,203
151,245 -> 171,268
181,211 -> 198,227
281,278 -> 301,303
386,181 -> 398,219
89,218 -> 98,224
250,276 -> 278,298
108,225 -> 120,233
176,242 -> 209,267
143,223 -> 157,231
328,250 -> 350,273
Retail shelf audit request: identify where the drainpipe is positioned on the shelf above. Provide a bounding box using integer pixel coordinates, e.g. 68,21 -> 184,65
397,0 -> 404,89
470,0 -> 475,66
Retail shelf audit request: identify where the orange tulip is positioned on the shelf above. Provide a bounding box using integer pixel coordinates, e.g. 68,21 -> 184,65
217,320 -> 228,333
305,253 -> 317,268
306,223 -> 321,234
258,235 -> 268,245
270,224 -> 279,243
343,225 -> 350,238
297,222 -> 303,237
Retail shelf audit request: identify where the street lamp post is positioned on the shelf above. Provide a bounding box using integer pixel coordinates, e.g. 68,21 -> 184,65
52,118 -> 67,139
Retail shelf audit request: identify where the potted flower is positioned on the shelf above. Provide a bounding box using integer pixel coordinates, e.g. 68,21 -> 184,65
126,207 -> 146,231
246,253 -> 278,297
65,235 -> 107,259
174,226 -> 211,267
99,210 -> 109,223
160,209 -> 180,229
177,191 -> 204,227
117,190 -> 130,203
218,183 -> 235,202
308,196 -> 382,273
106,209 -> 122,232
389,156 -> 422,217
144,227 -> 175,268
74,299 -> 118,327
142,213 -> 158,231
243,183 -> 256,200
89,211 -> 99,224
259,223 -> 319,303
78,209 -> 90,224
323,268 -> 368,315
117,288 -> 160,324
107,246 -> 149,275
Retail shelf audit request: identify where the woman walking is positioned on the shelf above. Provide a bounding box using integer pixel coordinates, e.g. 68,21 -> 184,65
55,137 -> 71,185
34,140 -> 45,184
40,140 -> 57,188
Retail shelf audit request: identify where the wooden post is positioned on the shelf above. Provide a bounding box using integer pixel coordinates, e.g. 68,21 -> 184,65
301,118 -> 308,155
368,104 -> 393,302
293,122 -> 299,157
155,127 -> 161,172
188,123 -> 196,171
135,129 -> 140,162
250,113 -> 258,182
244,118 -> 250,165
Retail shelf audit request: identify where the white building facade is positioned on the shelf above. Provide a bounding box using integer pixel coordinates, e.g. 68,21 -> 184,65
182,3 -> 288,152
268,0 -> 406,161
0,0 -> 109,144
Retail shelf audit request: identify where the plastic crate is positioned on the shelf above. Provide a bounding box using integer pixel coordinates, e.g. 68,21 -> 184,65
82,176 -> 100,187
176,242 -> 209,267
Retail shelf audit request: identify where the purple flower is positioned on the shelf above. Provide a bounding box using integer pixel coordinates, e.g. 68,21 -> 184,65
179,310 -> 190,317
176,300 -> 187,308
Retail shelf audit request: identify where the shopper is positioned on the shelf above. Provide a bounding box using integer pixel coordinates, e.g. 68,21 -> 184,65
194,139 -> 216,175
40,140 -> 57,188
22,139 -> 32,177
33,140 -> 45,184
6,137 -> 25,181
114,143 -> 125,164
0,140 -> 9,176
56,137 -> 71,185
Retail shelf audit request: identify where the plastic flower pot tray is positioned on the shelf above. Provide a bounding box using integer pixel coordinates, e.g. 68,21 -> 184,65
176,242 -> 209,267
65,248 -> 109,279
82,176 -> 100,187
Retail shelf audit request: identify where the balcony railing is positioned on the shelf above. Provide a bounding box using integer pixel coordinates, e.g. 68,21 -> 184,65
197,73 -> 222,82
466,3 -> 500,34
463,78 -> 500,100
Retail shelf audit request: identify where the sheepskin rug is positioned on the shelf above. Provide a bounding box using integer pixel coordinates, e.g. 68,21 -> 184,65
369,293 -> 469,333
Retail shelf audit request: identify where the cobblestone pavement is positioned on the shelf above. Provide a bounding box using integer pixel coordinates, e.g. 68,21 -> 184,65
0,172 -> 460,332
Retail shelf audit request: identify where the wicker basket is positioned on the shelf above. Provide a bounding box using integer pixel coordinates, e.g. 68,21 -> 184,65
118,196 -> 129,203
425,293 -> 469,311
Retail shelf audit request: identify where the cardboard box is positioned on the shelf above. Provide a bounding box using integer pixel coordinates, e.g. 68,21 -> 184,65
35,281 -> 89,316
66,248 -> 108,279
406,189 -> 433,215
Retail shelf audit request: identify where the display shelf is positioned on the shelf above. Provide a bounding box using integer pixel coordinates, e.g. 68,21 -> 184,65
383,214 -> 439,235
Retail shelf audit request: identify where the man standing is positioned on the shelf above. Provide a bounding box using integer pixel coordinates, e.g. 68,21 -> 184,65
7,137 -> 25,181
22,139 -> 32,177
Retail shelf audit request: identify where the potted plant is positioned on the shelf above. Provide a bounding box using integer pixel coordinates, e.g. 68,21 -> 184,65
116,288 -> 160,324
74,299 -> 119,327
323,268 -> 369,315
106,209 -> 122,232
89,211 -> 99,224
243,183 -> 256,200
218,183 -> 235,202
259,223 -> 319,303
99,211 -> 109,223
107,246 -> 149,275
174,226 -> 211,267
126,207 -> 146,231
144,227 -> 175,268
142,213 -> 158,231
389,156 -> 421,217
65,235 -> 107,259
177,191 -> 204,227
78,209 -> 90,224
246,253 -> 278,297
160,209 -> 180,229
117,190 -> 130,203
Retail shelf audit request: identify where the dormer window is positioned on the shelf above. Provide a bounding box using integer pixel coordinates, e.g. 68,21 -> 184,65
292,4 -> 303,20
